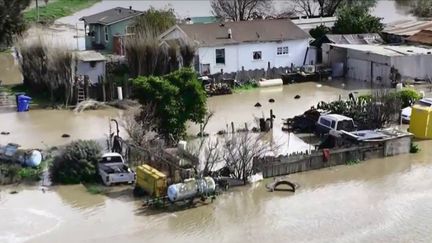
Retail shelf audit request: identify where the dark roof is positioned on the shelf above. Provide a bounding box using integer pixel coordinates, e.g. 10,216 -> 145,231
174,19 -> 309,46
406,29 -> 432,45
79,7 -> 142,25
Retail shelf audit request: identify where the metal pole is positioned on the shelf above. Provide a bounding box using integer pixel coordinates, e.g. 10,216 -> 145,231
36,0 -> 40,22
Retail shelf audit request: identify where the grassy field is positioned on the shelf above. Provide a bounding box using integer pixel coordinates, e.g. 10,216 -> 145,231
24,0 -> 101,24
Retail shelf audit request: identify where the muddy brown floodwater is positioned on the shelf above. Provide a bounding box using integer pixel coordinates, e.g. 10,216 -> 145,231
0,108 -> 124,149
2,82 -> 432,242
1,140 -> 432,243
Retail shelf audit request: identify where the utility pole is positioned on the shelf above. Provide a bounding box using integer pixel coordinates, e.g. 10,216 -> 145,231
36,0 -> 40,22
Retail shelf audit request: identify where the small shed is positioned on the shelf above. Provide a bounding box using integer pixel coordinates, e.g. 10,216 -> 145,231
75,51 -> 106,84
409,105 -> 432,139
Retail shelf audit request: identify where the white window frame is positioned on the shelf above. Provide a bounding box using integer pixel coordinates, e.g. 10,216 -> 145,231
277,46 -> 289,55
104,26 -> 109,42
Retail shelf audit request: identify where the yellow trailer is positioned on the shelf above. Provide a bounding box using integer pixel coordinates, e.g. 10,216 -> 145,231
135,164 -> 167,198
409,105 -> 432,139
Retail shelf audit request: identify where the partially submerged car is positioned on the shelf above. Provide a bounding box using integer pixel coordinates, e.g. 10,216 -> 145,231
316,114 -> 356,136
401,98 -> 432,123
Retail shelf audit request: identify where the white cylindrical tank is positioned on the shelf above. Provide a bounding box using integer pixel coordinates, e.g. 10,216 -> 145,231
258,79 -> 283,87
25,150 -> 42,167
167,177 -> 216,202
167,178 -> 198,202
197,177 -> 216,194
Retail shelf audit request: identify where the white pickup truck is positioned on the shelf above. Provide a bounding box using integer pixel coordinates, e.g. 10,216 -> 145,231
98,153 -> 136,186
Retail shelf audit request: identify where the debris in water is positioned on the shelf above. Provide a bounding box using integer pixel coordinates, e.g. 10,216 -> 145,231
61,134 -> 71,138
269,98 -> 275,103
9,191 -> 18,194
74,99 -> 109,112
316,84 -> 322,88
0,131 -> 10,135
294,95 -> 301,99
254,102 -> 262,107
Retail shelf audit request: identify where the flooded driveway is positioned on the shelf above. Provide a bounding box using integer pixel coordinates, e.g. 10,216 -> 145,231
1,141 -> 432,243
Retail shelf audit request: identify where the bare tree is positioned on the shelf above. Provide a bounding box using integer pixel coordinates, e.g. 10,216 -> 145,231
188,138 -> 223,177
293,0 -> 318,17
121,103 -> 158,147
211,0 -> 272,21
223,132 -> 271,184
293,0 -> 376,17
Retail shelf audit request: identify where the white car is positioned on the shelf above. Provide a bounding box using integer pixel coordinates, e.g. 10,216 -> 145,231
400,98 -> 432,123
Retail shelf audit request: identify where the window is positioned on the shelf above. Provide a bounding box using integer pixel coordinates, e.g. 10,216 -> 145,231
104,26 -> 109,42
253,51 -> 262,60
89,61 -> 97,68
126,26 -> 136,35
320,118 -> 331,127
331,120 -> 336,129
277,46 -> 289,55
215,48 -> 225,64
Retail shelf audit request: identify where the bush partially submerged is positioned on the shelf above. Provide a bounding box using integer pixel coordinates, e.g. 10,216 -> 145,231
49,140 -> 102,184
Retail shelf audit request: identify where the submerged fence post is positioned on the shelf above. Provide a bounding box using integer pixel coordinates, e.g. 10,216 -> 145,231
231,122 -> 235,134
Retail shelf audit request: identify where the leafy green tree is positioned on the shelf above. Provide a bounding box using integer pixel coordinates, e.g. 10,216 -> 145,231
408,0 -> 432,17
0,0 -> 31,49
50,140 -> 102,184
332,5 -> 384,34
132,68 -> 207,142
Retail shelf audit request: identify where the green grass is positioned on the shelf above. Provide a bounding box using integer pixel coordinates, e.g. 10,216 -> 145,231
233,83 -> 258,93
346,159 -> 361,165
24,0 -> 101,24
85,184 -> 108,195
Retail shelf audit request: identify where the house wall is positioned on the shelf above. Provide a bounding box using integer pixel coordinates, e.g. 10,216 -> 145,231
391,55 -> 432,80
197,39 -> 310,74
85,19 -> 135,52
76,60 -> 106,84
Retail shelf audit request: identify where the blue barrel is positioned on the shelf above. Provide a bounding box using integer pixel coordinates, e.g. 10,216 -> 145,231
17,95 -> 31,112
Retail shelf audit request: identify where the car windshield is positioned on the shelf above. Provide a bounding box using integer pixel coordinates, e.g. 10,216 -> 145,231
337,120 -> 355,131
418,100 -> 432,107
100,156 -> 123,163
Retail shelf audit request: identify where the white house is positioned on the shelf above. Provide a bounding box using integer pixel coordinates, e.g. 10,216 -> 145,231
159,19 -> 312,75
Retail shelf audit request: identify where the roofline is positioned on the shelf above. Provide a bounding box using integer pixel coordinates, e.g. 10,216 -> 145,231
80,12 -> 143,26
191,37 -> 311,48
160,24 -> 310,47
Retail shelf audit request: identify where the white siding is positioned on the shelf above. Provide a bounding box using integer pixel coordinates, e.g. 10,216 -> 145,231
76,60 -> 106,84
197,39 -> 310,74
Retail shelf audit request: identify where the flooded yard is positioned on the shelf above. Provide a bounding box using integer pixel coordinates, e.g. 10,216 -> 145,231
1,140 -> 432,243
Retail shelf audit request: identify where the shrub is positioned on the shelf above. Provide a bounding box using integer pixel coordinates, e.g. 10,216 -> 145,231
49,140 -> 102,184
396,89 -> 421,108
410,142 -> 420,154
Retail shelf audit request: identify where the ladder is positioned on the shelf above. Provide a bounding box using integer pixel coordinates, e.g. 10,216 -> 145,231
77,86 -> 86,103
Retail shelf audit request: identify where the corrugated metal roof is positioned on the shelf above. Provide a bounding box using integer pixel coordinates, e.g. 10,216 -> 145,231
384,20 -> 432,37
171,19 -> 310,47
331,44 -> 432,57
326,34 -> 383,44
